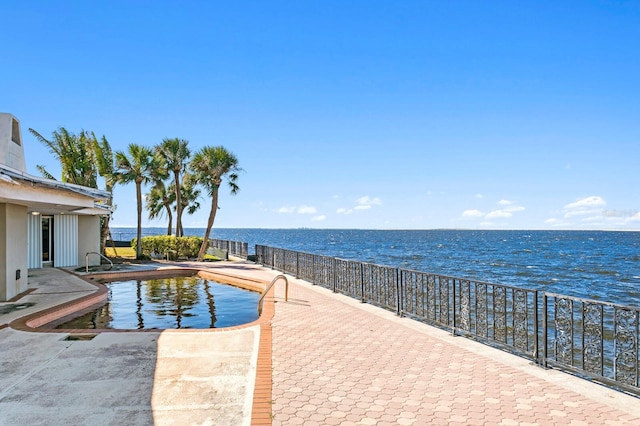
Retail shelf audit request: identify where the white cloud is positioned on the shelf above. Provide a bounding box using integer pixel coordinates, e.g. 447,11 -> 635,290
565,195 -> 606,210
337,195 -> 382,216
546,197 -> 640,229
486,210 -> 513,219
297,205 -> 317,214
462,209 -> 484,218
544,217 -> 571,227
474,193 -> 483,199
311,215 -> 326,222
357,196 -> 382,206
599,209 -> 640,226
277,205 -> 318,214
626,212 -> 640,224
603,209 -> 639,218
354,205 -> 371,210
277,206 -> 295,214
563,196 -> 606,218
463,200 -> 525,221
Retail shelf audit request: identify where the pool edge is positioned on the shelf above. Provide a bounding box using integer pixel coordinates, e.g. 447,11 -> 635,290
8,266 -> 274,334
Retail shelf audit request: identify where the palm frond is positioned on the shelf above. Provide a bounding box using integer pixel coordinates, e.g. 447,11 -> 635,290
36,165 -> 57,180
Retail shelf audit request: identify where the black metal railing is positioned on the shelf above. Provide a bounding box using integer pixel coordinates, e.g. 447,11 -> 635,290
209,239 -> 249,258
542,293 -> 639,393
256,244 -> 640,396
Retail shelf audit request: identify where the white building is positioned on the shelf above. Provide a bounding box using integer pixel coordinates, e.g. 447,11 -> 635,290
0,113 -> 110,301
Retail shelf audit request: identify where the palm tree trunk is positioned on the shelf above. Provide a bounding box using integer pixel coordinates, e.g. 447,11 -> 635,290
197,190 -> 219,261
173,170 -> 182,237
164,202 -> 173,235
100,215 -> 110,254
108,229 -> 118,257
136,182 -> 143,259
101,192 -> 114,252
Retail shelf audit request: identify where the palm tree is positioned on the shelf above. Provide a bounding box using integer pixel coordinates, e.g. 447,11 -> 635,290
29,127 -> 116,254
155,138 -> 190,237
149,178 -> 200,237
28,127 -> 98,187
145,183 -> 174,235
189,146 -> 240,261
146,156 -> 173,235
176,172 -> 202,223
115,144 -> 155,259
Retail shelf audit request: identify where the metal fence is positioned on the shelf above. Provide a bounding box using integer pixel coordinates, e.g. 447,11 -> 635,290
542,293 -> 639,393
209,239 -> 249,258
256,244 -> 640,396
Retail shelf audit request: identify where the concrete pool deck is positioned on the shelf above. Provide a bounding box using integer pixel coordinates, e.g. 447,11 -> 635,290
1,261 -> 639,425
0,263 -> 272,426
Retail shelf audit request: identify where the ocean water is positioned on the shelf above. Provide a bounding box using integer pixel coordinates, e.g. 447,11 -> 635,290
110,228 -> 640,307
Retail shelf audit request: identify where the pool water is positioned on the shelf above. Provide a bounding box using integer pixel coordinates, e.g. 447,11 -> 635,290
55,276 -> 260,329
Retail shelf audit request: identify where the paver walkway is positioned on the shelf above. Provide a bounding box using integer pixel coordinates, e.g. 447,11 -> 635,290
3,263 -> 640,425
270,278 -> 640,425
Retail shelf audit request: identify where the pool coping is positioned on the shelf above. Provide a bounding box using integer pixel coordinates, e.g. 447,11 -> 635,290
7,266 -> 276,425
9,267 -> 270,333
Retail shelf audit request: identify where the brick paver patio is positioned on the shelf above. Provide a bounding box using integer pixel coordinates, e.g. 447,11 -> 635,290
270,278 -> 640,425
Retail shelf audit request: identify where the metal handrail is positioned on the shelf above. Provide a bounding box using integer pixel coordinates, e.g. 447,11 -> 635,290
85,252 -> 113,273
258,274 -> 288,313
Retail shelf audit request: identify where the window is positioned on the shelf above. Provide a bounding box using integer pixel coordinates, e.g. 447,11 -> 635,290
11,118 -> 21,145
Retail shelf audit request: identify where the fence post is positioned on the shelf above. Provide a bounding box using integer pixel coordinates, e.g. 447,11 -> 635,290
331,257 -> 338,293
296,252 -> 300,279
451,278 -> 457,336
360,262 -> 365,303
533,290 -> 539,364
315,255 -> 318,284
542,293 -> 548,368
396,268 -> 402,316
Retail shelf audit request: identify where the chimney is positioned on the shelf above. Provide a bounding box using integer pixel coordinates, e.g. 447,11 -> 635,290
0,113 -> 27,172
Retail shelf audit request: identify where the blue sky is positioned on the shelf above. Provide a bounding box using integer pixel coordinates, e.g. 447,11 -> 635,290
2,1 -> 639,230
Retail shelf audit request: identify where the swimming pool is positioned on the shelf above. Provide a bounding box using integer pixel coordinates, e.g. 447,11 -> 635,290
54,275 -> 260,330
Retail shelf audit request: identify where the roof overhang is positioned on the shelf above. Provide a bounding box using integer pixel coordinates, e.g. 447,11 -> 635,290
0,164 -> 112,216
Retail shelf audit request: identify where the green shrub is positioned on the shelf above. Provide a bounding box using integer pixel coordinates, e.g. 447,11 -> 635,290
132,236 -> 204,260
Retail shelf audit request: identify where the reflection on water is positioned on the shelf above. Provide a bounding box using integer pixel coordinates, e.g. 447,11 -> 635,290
56,276 -> 259,330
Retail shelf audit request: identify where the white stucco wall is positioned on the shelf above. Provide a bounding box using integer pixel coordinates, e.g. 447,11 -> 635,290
78,215 -> 101,267
0,203 -> 28,301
